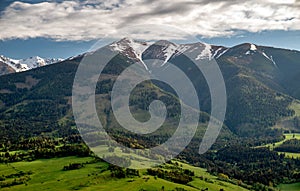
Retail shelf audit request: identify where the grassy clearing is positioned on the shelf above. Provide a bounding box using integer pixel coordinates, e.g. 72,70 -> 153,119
88,176 -> 200,191
0,156 -> 108,191
176,161 -> 249,191
91,145 -> 163,169
257,133 -> 300,150
278,182 -> 300,191
278,152 -> 300,159
257,133 -> 300,159
0,156 -> 249,191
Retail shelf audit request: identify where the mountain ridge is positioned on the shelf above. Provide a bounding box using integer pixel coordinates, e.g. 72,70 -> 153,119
0,38 -> 299,137
0,55 -> 63,76
106,38 -> 300,136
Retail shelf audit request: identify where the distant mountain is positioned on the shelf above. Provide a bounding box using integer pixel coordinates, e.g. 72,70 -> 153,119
0,55 -> 63,76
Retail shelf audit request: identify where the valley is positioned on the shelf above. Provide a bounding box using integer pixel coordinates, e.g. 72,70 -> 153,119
0,38 -> 300,190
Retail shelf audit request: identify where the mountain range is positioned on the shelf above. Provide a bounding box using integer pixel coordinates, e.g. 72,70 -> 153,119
0,38 -> 299,142
108,38 -> 300,136
0,55 -> 63,76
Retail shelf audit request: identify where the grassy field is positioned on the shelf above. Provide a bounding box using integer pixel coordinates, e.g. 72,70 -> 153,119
278,182 -> 300,191
257,133 -> 300,150
0,156 -> 108,191
176,161 -> 249,191
0,156 -> 250,191
257,133 -> 300,159
278,152 -> 300,158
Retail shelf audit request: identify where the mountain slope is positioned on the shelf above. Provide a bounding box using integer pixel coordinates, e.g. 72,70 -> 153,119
213,43 -> 300,135
0,47 -> 234,146
124,39 -> 299,136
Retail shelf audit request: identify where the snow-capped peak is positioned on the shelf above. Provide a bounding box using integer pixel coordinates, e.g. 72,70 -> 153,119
109,38 -> 229,71
175,42 -> 227,61
19,56 -> 46,69
0,55 -> 63,74
109,38 -> 150,59
109,37 -> 151,70
141,40 -> 178,68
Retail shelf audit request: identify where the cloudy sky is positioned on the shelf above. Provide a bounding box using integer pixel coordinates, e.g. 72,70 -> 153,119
0,0 -> 299,58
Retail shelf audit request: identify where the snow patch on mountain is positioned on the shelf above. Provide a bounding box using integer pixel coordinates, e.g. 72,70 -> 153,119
250,44 -> 257,51
0,55 -> 63,73
216,48 -> 228,59
161,43 -> 177,66
109,39 -> 229,71
109,38 -> 151,70
175,45 -> 192,55
212,47 -> 227,59
262,52 -> 277,67
196,43 -> 212,60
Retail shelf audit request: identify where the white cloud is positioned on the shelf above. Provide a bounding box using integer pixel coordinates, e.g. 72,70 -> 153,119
0,0 -> 299,41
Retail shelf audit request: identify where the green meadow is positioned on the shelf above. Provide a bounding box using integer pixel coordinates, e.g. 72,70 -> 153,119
257,133 -> 300,159
278,182 -> 300,191
257,133 -> 300,150
0,156 -> 249,191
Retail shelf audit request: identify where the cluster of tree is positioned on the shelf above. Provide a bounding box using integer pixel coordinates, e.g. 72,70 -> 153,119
0,143 -> 90,163
0,170 -> 32,188
1,135 -> 82,151
205,145 -> 300,186
274,139 -> 300,153
177,142 -> 300,190
0,176 -> 30,188
146,168 -> 194,184
63,163 -> 84,171
0,170 -> 32,180
108,165 -> 139,179
0,136 -> 90,163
